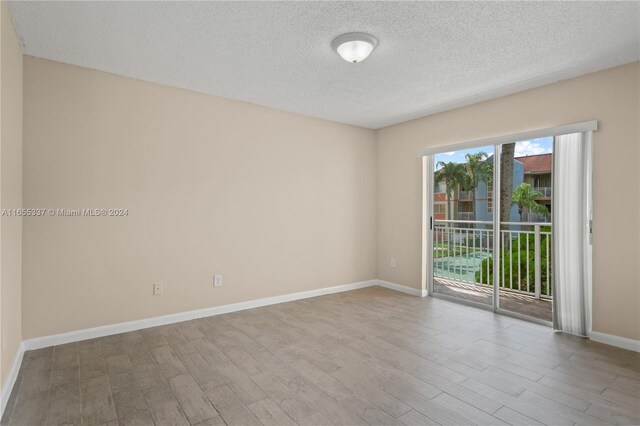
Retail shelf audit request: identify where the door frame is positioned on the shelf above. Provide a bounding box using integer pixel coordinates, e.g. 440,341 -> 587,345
422,156 -> 434,298
421,121 -> 597,325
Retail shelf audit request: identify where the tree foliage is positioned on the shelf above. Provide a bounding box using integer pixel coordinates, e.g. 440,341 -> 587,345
435,161 -> 467,220
463,152 -> 492,221
463,152 -> 492,191
475,226 -> 552,295
511,183 -> 549,221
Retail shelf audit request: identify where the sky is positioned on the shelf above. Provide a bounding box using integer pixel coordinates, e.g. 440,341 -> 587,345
434,136 -> 552,168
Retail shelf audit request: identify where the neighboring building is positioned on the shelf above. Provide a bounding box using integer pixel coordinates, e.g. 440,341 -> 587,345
515,153 -> 552,221
435,153 -> 551,223
434,181 -> 448,220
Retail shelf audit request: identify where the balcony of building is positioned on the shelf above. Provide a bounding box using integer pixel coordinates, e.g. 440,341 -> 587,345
532,186 -> 552,198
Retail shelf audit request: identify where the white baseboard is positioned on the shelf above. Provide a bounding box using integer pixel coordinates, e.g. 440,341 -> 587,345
590,331 -> 640,353
1,342 -> 25,419
23,279 -> 379,351
377,280 -> 427,297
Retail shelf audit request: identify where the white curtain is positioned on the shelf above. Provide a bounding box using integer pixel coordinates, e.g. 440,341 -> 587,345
552,132 -> 593,336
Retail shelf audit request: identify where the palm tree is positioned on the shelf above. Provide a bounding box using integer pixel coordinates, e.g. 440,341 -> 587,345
512,183 -> 549,221
500,143 -> 515,222
435,161 -> 467,220
463,152 -> 492,221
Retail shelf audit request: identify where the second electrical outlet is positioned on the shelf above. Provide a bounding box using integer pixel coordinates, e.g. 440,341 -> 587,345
214,275 -> 223,287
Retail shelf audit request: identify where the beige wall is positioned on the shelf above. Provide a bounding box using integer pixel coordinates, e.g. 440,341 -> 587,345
377,62 -> 640,341
17,53 -> 640,343
0,1 -> 23,387
22,57 -> 376,339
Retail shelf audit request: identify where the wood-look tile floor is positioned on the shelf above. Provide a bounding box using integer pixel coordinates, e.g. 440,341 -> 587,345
2,287 -> 639,426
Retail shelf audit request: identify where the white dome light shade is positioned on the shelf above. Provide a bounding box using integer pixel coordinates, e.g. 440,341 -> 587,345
332,32 -> 378,63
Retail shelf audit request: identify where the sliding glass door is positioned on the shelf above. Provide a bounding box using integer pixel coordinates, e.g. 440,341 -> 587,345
428,138 -> 555,323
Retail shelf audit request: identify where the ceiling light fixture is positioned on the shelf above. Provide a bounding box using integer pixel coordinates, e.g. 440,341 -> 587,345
332,32 -> 378,63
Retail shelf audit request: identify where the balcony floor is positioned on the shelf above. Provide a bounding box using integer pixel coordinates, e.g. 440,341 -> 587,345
434,277 -> 552,322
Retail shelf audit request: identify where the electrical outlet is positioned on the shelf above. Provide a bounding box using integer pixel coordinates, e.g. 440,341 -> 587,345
153,282 -> 163,296
390,258 -> 396,268
214,275 -> 223,287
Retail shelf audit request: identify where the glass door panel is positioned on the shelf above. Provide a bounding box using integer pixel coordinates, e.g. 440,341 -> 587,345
496,139 -> 553,322
431,146 -> 495,306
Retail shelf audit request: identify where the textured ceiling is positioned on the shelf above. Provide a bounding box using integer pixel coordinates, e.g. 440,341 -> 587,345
8,1 -> 640,129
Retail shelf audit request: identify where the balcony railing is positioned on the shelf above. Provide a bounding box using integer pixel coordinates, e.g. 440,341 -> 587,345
457,191 -> 473,200
456,212 -> 473,220
433,220 -> 552,299
523,212 -> 551,223
533,187 -> 552,197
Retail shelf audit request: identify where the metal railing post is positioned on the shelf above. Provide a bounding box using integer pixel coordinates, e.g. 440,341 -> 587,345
534,224 -> 541,299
